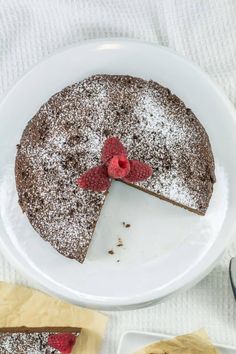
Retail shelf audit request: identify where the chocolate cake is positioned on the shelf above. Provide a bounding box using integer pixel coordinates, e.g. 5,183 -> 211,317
0,328 -> 80,353
15,75 -> 216,263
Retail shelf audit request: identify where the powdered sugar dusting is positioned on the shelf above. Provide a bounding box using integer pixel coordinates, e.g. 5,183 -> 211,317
131,87 -> 208,208
15,75 -> 215,262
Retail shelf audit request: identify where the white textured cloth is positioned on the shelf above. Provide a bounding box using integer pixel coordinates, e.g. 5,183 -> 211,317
1,1 -> 236,353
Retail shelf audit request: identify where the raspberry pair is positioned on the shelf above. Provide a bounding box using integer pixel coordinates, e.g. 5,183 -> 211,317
77,137 -> 152,192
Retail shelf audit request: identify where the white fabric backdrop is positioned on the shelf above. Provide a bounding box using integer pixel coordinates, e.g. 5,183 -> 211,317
0,1 -> 236,353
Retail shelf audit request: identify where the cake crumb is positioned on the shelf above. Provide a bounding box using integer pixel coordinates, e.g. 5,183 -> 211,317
122,222 -> 131,228
108,250 -> 114,255
117,237 -> 123,247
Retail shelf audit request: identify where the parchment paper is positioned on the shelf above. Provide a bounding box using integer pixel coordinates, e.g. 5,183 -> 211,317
0,282 -> 108,354
135,329 -> 218,354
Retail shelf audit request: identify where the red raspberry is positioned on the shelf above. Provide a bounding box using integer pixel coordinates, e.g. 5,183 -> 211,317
101,137 -> 127,164
107,154 -> 130,179
123,160 -> 152,183
48,333 -> 76,354
76,165 -> 110,192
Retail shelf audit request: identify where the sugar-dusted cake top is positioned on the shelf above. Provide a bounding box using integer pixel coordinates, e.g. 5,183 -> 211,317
15,75 -> 215,262
0,331 -> 80,354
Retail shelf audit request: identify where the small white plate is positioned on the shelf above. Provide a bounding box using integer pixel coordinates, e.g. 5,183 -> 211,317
117,330 -> 236,354
0,39 -> 236,309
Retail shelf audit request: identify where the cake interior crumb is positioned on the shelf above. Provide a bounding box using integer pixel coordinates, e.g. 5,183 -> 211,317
117,237 -> 123,247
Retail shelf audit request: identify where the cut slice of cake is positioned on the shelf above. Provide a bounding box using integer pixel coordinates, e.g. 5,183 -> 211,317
15,75 -> 215,263
0,282 -> 108,354
0,327 -> 81,353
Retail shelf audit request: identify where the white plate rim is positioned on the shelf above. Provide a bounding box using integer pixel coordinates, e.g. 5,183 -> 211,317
0,38 -> 236,309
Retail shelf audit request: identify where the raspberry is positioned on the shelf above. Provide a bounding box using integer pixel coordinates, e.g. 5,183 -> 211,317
48,333 -> 76,354
123,160 -> 152,183
76,165 -> 110,191
108,154 -> 130,179
101,137 -> 127,164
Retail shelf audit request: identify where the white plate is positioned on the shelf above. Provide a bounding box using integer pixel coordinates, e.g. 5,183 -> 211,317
0,39 -> 236,310
117,330 -> 236,354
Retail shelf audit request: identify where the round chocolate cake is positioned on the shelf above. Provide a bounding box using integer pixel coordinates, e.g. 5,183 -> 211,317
15,75 -> 216,262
